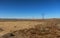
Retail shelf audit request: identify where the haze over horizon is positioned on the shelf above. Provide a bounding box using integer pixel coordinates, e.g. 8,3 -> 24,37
0,0 -> 60,19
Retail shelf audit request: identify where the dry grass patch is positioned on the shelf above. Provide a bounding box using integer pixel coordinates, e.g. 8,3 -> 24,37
1,22 -> 60,38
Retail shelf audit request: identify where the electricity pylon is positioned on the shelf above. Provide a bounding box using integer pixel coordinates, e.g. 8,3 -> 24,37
41,13 -> 45,19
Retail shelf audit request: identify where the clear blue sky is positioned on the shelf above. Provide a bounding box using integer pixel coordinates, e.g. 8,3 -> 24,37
0,0 -> 60,19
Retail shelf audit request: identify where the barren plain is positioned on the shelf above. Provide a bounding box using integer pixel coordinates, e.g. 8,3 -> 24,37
0,19 -> 60,38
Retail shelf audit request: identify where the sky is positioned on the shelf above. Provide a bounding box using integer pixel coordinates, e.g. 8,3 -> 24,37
0,0 -> 60,19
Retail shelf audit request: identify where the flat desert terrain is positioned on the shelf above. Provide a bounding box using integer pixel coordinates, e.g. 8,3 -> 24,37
0,19 -> 60,38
